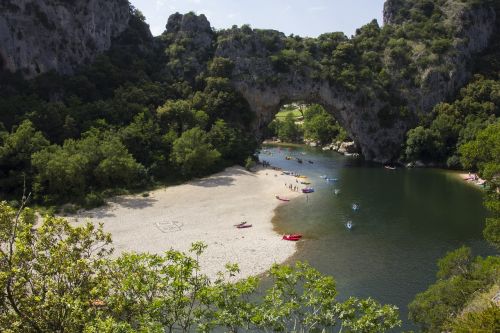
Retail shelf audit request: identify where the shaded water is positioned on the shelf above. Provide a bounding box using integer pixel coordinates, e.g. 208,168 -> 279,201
259,144 -> 491,330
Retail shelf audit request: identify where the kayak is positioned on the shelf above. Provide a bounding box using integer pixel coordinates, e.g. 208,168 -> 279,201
302,188 -> 315,193
237,224 -> 252,229
300,181 -> 311,185
283,234 -> 302,241
384,165 -> 396,170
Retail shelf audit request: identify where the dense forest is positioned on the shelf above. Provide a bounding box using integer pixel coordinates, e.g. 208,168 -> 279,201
0,8 -> 258,209
0,0 -> 499,331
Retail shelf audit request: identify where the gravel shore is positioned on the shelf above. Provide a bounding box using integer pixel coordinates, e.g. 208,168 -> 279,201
69,166 -> 301,279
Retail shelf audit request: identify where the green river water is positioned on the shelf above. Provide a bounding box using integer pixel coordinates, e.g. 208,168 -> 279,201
259,144 -> 492,331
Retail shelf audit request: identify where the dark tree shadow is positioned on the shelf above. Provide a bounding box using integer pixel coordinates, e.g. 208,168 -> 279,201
110,196 -> 158,209
191,167 -> 256,188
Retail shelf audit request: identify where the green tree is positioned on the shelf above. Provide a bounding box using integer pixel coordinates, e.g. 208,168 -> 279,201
97,243 -> 210,333
409,247 -> 499,332
459,121 -> 500,187
119,112 -> 163,166
0,201 -> 112,332
404,126 -> 440,162
200,264 -> 258,333
32,129 -> 145,203
253,262 -> 401,332
303,105 -> 340,144
277,113 -> 302,143
171,127 -> 221,177
0,120 -> 49,195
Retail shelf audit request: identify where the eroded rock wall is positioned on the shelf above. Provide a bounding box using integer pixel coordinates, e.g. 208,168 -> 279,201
0,0 -> 130,78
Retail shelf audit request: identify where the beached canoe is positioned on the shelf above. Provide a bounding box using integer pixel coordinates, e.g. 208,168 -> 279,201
237,224 -> 252,229
283,234 -> 302,241
300,181 -> 311,185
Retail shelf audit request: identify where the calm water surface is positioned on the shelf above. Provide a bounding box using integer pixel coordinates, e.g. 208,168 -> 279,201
259,144 -> 491,331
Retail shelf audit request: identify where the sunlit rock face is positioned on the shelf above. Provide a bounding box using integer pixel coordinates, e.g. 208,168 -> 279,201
0,0 -> 130,78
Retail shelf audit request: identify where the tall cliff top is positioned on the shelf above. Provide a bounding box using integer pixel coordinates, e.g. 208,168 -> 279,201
165,12 -> 212,35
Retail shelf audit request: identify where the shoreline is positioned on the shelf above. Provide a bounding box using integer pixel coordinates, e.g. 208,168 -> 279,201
449,171 -> 487,190
67,166 -> 302,280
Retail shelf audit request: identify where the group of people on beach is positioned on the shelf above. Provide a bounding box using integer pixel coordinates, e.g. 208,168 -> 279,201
464,172 -> 486,186
285,183 -> 300,192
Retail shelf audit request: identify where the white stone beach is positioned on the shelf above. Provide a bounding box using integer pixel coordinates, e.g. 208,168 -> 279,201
68,166 -> 302,279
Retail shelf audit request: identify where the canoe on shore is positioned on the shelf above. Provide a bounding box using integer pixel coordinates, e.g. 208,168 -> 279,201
275,195 -> 290,202
283,234 -> 302,241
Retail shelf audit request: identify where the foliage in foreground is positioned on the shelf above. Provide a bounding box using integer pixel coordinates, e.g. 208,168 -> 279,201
408,246 -> 499,332
0,201 -> 401,332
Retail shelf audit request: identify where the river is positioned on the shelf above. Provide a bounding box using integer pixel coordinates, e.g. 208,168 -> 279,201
259,144 -> 491,331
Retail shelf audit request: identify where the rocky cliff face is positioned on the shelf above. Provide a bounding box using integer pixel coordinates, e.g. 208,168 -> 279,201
406,2 -> 496,114
0,0 -> 130,78
161,12 -> 215,84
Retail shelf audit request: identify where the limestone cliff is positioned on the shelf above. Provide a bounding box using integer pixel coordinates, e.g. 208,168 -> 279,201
0,0 -> 130,78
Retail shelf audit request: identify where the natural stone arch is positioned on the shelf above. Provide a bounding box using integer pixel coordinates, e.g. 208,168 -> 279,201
229,79 -> 392,162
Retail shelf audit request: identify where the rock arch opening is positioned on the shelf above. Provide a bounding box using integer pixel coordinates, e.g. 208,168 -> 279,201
264,102 -> 359,156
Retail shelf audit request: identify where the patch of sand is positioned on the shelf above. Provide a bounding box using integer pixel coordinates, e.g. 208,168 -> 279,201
68,166 -> 303,279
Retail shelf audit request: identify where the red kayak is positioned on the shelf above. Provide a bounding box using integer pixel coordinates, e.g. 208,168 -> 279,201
276,195 -> 290,202
282,234 -> 302,241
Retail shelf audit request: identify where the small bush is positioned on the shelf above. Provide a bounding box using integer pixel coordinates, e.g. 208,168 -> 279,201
245,156 -> 256,171
83,192 -> 105,209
